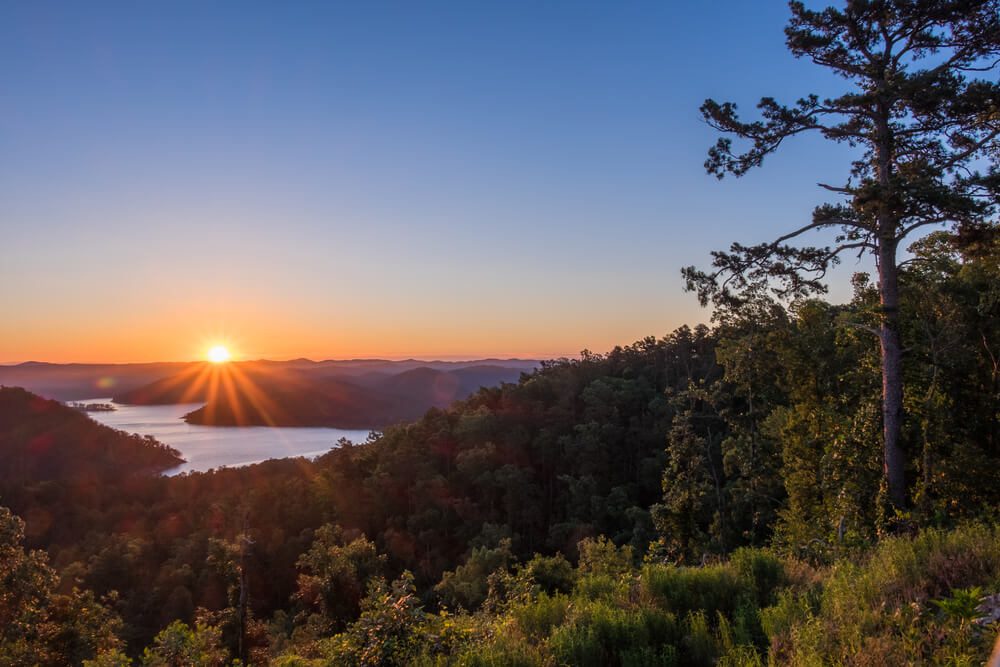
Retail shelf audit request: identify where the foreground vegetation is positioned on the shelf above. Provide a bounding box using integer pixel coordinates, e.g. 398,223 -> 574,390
5,504 -> 1000,665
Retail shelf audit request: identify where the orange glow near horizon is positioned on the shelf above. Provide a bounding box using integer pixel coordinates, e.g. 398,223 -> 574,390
0,299 -> 694,364
0,324 -> 643,365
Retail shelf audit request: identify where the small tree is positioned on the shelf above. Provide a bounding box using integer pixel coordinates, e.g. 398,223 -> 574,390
293,524 -> 387,632
0,506 -> 124,664
140,621 -> 228,667
686,0 -> 1000,510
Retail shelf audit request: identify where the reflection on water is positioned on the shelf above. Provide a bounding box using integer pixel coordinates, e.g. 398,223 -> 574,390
83,399 -> 371,475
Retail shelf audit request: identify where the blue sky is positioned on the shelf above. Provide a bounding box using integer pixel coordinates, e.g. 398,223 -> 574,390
0,1 -> 870,362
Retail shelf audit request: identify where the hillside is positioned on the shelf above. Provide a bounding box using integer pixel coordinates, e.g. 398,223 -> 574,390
0,386 -> 183,482
0,225 -> 996,662
119,363 -> 527,428
182,374 -> 403,428
0,358 -> 537,405
354,364 -> 526,405
0,361 -> 194,401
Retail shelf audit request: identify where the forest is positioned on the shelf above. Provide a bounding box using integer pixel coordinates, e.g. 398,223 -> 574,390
0,225 -> 997,665
1,0 -> 999,664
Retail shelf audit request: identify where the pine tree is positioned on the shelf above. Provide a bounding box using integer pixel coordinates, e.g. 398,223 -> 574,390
685,0 -> 1000,510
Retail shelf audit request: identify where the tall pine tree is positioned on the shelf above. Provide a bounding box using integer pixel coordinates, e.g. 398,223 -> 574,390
685,0 -> 1000,510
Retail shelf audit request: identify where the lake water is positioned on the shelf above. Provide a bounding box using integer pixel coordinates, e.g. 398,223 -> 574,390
83,399 -> 373,475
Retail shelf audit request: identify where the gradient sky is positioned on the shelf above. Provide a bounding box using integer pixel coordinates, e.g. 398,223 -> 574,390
1,1 -> 871,363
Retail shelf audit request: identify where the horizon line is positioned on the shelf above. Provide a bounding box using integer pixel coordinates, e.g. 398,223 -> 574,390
0,354 -> 573,367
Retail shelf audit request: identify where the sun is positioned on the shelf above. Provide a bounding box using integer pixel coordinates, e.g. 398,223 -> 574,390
207,345 -> 231,364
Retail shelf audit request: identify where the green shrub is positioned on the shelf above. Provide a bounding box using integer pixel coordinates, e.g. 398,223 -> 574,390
547,601 -> 678,667
759,588 -> 815,644
681,610 -> 716,666
510,593 -> 570,640
435,540 -> 514,611
574,573 -> 627,601
270,656 -> 325,667
729,547 -> 787,607
416,631 -> 546,667
577,536 -> 634,578
451,643 -> 543,667
521,553 -> 576,595
717,644 -> 765,667
641,563 -> 750,618
761,523 -> 1000,665
84,651 -> 133,667
620,645 -> 678,667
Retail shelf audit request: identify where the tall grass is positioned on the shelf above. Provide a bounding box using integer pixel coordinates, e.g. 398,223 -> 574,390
763,523 -> 1000,665
401,525 -> 1000,666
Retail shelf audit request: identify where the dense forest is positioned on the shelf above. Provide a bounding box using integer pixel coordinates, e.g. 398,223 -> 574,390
2,0 -> 999,664
0,387 -> 183,482
0,225 -> 997,664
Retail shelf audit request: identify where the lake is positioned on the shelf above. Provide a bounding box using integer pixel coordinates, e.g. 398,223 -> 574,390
83,399 -> 373,475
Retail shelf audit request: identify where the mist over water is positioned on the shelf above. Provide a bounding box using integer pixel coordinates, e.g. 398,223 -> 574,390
84,399 -> 372,474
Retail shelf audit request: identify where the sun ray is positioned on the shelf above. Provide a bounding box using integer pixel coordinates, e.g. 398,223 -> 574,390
218,364 -> 247,426
178,363 -> 214,404
206,363 -> 221,424
227,363 -> 286,428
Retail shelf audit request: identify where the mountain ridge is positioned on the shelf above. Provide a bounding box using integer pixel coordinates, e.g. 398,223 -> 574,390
0,358 -> 539,401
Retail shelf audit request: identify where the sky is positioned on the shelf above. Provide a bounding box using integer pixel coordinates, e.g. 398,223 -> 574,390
0,1 -> 871,363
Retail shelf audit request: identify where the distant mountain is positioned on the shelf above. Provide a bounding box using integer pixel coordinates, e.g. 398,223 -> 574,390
0,361 -> 194,401
112,363 -> 218,405
119,362 -> 532,429
183,374 -> 403,429
0,358 -> 539,403
451,365 -> 528,395
0,386 -> 184,482
359,365 -> 527,408
310,358 -> 540,374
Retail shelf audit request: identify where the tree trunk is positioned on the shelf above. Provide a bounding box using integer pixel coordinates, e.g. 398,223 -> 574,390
237,514 -> 250,665
878,238 -> 906,509
874,89 -> 906,511
238,553 -> 248,664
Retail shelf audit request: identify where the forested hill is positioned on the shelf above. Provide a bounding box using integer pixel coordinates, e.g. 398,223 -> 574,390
0,386 -> 183,482
0,229 -> 996,664
315,327 -> 721,569
112,362 -> 528,429
181,365 -> 528,428
0,327 -> 722,658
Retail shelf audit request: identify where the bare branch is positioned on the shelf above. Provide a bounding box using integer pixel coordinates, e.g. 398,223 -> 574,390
772,217 -> 867,247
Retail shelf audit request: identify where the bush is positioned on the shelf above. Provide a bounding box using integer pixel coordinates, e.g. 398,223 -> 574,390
681,610 -> 715,666
435,540 -> 514,611
577,536 -> 634,578
762,523 -> 1000,665
449,634 -> 546,667
574,573 -> 628,602
521,553 -> 576,595
510,593 -> 570,640
641,563 -> 750,618
729,548 -> 787,607
547,601 -> 678,667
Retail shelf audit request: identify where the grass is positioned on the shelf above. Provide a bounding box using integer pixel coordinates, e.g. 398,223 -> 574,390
284,523 -> 1000,665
